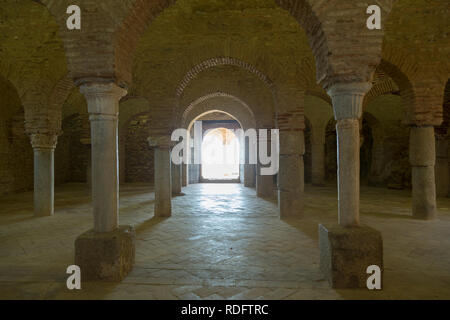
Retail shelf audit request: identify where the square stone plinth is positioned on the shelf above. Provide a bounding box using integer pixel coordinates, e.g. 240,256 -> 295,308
75,225 -> 135,281
319,224 -> 383,289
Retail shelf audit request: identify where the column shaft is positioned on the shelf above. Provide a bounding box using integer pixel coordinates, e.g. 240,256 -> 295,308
244,164 -> 256,187
278,130 -> 305,218
34,148 -> 55,216
256,171 -> 273,197
327,82 -> 371,227
30,133 -> 57,217
410,126 -> 437,219
256,129 -> 274,197
80,83 -> 127,232
90,114 -> 119,231
154,147 -> 172,216
336,119 -> 360,226
86,146 -> 92,190
182,163 -> 188,187
172,162 -> 182,195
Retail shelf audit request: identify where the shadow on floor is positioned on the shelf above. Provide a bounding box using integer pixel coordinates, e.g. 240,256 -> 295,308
361,210 -> 414,220
120,200 -> 155,214
134,216 -> 168,234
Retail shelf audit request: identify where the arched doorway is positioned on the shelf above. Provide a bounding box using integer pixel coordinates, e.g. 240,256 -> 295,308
201,127 -> 240,181
187,111 -> 243,184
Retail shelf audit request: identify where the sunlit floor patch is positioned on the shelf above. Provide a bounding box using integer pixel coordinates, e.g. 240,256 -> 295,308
0,183 -> 449,299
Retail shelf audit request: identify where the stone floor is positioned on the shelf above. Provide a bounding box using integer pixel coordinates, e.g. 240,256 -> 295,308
0,182 -> 449,300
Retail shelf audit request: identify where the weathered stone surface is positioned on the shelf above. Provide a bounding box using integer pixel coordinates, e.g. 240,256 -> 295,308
278,190 -> 304,219
75,226 -> 136,282
172,162 -> 182,195
256,169 -> 274,198
409,126 -> 436,167
33,148 -> 55,217
412,166 -> 437,220
154,146 -> 172,217
319,224 -> 383,289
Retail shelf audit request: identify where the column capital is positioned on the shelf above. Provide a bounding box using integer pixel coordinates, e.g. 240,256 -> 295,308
147,136 -> 175,149
30,133 -> 58,150
327,82 -> 372,120
79,82 -> 127,116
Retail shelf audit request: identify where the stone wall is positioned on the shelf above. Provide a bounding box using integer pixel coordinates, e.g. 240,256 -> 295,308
0,110 -> 33,195
55,114 -> 90,185
304,120 -> 312,183
365,94 -> 411,189
0,78 -> 33,195
324,94 -> 411,189
125,113 -> 154,183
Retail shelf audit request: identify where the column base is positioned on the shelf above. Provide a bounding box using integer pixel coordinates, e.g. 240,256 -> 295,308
34,207 -> 54,217
155,202 -> 171,217
319,224 -> 383,289
278,190 -> 303,219
75,225 -> 135,281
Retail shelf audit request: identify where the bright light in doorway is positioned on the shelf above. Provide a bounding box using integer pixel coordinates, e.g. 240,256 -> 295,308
201,128 -> 240,180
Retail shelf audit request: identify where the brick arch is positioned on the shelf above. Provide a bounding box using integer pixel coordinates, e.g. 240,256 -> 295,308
175,57 -> 278,121
363,77 -> 400,109
305,89 -> 331,106
0,74 -> 23,121
47,75 -> 76,135
119,96 -> 152,132
23,74 -> 75,137
176,66 -> 276,129
49,75 -> 75,112
1,1 -> 69,136
377,58 -> 416,125
176,57 -> 275,98
182,92 -> 256,132
380,44 -> 445,126
274,0 -> 329,84
115,0 -> 327,88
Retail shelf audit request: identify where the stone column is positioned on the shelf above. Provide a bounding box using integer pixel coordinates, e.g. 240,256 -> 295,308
311,134 -> 325,186
172,162 -> 182,195
329,83 -> 373,227
30,133 -> 58,217
278,130 -> 305,218
256,129 -> 274,198
80,83 -> 126,232
148,136 -> 172,217
410,126 -> 437,219
319,82 -> 383,289
80,138 -> 92,190
435,134 -> 449,197
244,137 -> 256,187
244,164 -> 256,187
75,82 -> 135,282
182,163 -> 188,187
256,166 -> 273,197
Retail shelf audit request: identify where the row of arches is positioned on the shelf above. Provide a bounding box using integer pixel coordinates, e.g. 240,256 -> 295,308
0,0 -> 448,288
